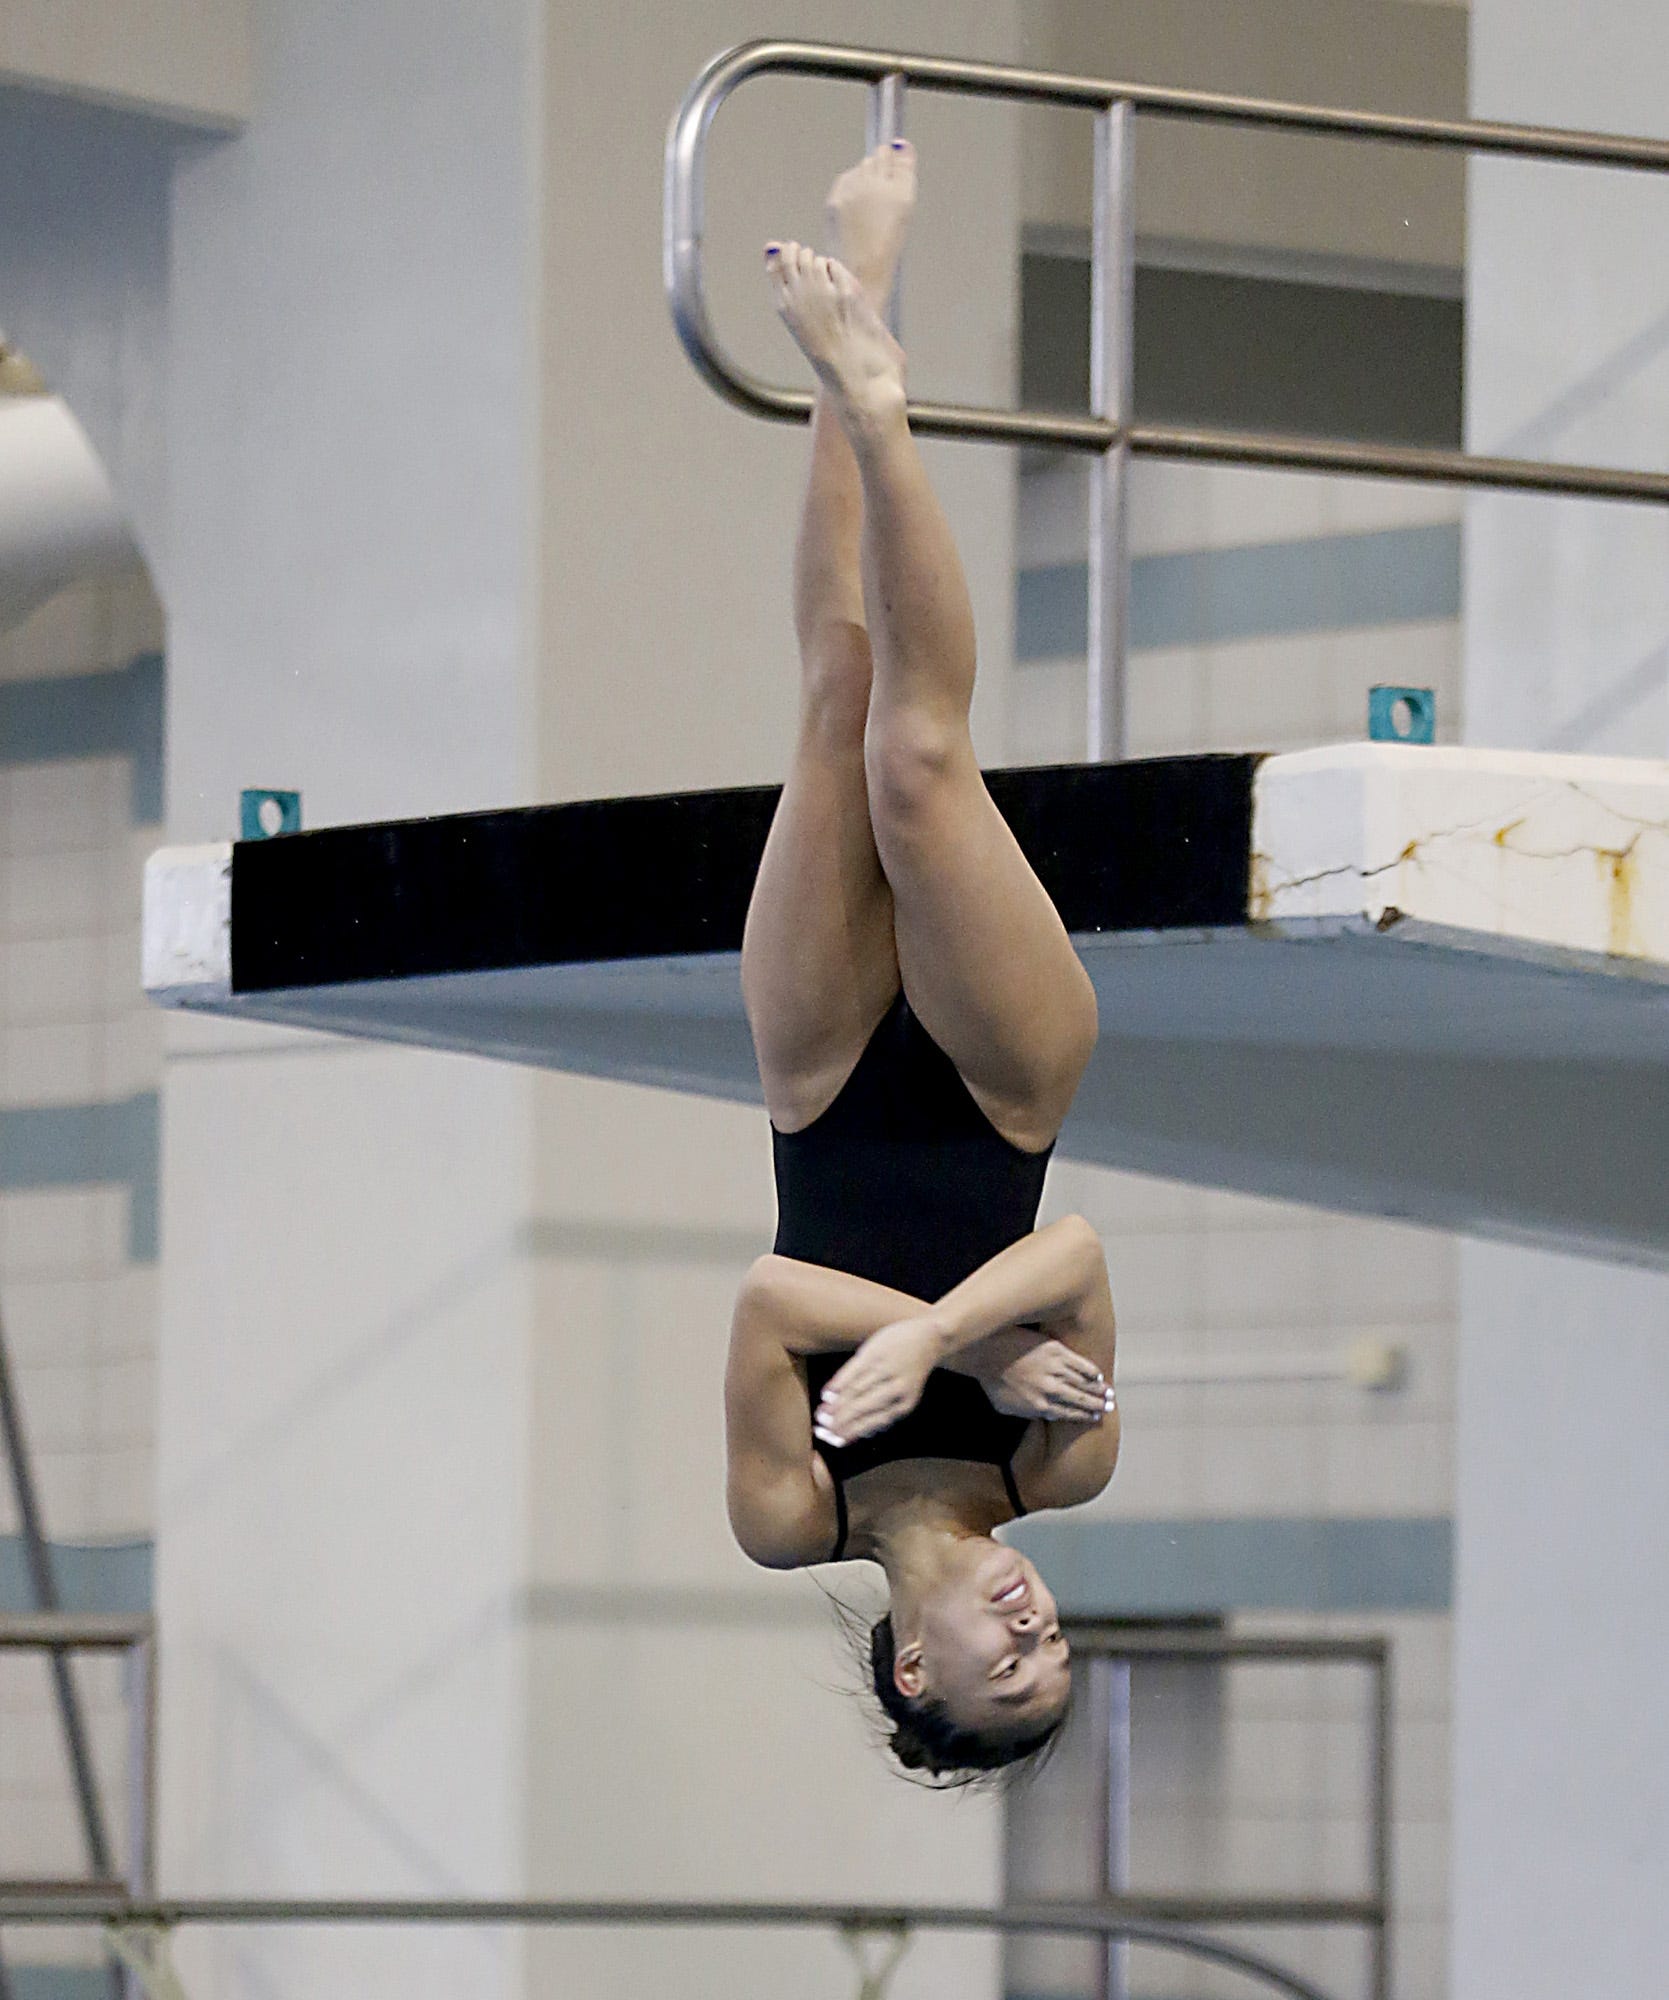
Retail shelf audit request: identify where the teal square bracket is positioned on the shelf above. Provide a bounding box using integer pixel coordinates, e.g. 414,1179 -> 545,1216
240,789 -> 303,839
1368,685 -> 1436,745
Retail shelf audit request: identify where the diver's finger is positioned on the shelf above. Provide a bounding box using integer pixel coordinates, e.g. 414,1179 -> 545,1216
829,1386 -> 895,1435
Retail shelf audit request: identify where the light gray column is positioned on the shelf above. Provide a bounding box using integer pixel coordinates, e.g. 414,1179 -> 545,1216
158,5 -> 542,1997
1458,6 -> 1669,1994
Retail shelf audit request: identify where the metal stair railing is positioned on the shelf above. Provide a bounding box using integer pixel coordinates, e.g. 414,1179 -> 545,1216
0,1634 -> 1386,2000
0,1893 -> 1343,2000
0,1616 -> 157,2000
1061,1624 -> 1393,2000
0,1301 -> 157,1998
664,36 -> 1669,758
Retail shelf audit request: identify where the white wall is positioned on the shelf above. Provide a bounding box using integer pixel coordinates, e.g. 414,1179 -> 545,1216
0,396 -> 138,627
1457,5 -> 1669,1994
0,0 -> 249,129
0,94 -> 173,583
157,3 -> 542,1996
1021,0 -> 1468,282
165,0 -> 541,840
1452,1247 -> 1669,1998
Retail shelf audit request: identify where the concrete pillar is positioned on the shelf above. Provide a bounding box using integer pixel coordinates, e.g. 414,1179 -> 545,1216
1457,7 -> 1669,1993
157,4 -> 541,1996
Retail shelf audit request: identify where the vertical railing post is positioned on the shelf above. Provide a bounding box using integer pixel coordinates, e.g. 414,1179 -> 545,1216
119,1628 -> 159,2000
1369,1645 -> 1393,2000
1088,1654 -> 1133,2000
1103,1657 -> 1132,2000
1088,99 -> 1136,761
126,1631 -> 157,1901
865,73 -> 908,336
1088,1657 -> 1110,2000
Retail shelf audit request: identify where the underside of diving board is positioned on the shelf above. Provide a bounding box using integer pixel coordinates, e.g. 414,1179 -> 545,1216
145,744 -> 1669,1268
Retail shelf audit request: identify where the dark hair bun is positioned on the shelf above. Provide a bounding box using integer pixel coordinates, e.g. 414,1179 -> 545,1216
889,1726 -> 931,1771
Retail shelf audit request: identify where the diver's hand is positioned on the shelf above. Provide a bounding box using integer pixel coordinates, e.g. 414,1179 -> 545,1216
814,1315 -> 944,1447
979,1330 -> 1113,1423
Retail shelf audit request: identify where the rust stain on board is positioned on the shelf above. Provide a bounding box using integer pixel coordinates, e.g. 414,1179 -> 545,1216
1601,837 -> 1640,957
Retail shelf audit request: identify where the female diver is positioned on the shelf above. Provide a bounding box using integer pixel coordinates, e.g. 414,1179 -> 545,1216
726,141 -> 1120,1781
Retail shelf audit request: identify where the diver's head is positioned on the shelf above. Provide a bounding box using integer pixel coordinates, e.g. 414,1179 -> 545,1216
871,1543 -> 1069,1781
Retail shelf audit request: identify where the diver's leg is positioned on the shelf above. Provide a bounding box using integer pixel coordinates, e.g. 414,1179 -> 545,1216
767,244 -> 1096,1151
741,146 -> 916,1131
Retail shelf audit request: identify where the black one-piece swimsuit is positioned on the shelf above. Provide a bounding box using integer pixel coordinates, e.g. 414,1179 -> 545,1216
771,992 -> 1053,1561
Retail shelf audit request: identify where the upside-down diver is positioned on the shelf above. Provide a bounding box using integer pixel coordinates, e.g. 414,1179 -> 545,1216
725,140 -> 1120,1782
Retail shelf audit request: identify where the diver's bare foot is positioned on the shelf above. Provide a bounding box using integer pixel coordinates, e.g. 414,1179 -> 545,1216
765,243 -> 906,431
827,140 -> 915,309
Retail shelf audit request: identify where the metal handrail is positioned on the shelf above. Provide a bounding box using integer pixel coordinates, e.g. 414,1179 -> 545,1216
0,1314 -> 116,1878
0,1302 -> 145,2000
0,1624 -> 1384,2000
666,36 -> 1669,471
1062,1623 -> 1392,2000
0,1615 -> 155,1650
0,1604 -> 157,1999
665,37 -> 1669,754
0,1896 -> 1341,2000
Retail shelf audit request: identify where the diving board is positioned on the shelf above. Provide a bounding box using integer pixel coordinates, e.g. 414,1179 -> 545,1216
144,743 -> 1669,1268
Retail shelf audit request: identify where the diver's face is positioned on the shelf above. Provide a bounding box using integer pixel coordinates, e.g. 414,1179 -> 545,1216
898,1546 -> 1070,1739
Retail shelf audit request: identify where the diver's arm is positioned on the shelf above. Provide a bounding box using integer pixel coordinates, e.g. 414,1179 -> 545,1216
932,1215 -> 1114,1367
722,1255 -> 920,1568
738,1253 -> 929,1354
816,1217 -> 1115,1445
739,1251 -> 1056,1380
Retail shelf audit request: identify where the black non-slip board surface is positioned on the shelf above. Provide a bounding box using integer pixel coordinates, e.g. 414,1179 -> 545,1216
230,755 -> 1258,994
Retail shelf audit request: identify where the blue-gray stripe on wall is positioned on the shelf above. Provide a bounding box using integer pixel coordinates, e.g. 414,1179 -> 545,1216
1015,522 -> 1462,663
0,650 -> 165,823
0,1536 -> 152,1616
1012,1514 -> 1452,1615
0,1523 -> 1449,1623
10,1969 -> 117,2000
0,1094 -> 159,1261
